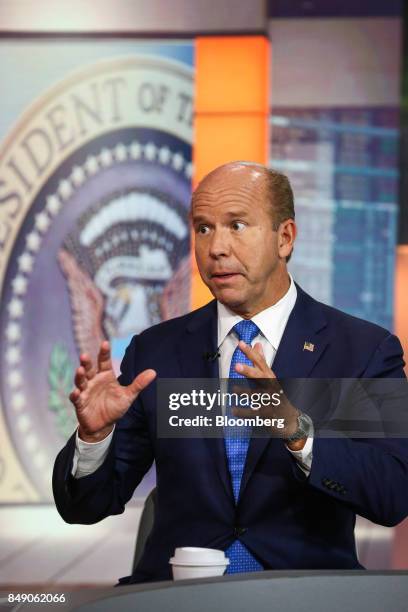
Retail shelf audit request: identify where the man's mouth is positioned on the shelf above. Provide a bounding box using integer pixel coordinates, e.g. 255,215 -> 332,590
211,272 -> 241,282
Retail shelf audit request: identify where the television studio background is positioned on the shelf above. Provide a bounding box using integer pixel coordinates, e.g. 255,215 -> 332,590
0,0 -> 407,590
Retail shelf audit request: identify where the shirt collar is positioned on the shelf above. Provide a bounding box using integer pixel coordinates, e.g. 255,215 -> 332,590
217,275 -> 297,351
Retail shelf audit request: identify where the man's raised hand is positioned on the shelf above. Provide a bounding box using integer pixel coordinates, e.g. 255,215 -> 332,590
70,341 -> 156,442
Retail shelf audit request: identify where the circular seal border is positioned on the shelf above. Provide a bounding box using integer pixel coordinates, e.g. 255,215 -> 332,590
3,139 -> 192,487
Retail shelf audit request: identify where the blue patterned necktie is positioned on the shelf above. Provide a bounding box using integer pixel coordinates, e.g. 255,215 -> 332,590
224,319 -> 264,574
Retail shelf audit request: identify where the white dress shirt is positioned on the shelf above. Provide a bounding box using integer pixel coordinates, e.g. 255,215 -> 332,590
72,275 -> 313,478
217,275 -> 313,475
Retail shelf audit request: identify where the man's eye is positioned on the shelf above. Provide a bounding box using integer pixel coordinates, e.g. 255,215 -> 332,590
232,221 -> 245,232
198,225 -> 210,235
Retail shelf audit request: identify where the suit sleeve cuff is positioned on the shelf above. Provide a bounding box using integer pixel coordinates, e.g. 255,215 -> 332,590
285,432 -> 314,476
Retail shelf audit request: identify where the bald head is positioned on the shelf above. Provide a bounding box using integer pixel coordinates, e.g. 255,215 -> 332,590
197,161 -> 266,187
193,162 -> 295,232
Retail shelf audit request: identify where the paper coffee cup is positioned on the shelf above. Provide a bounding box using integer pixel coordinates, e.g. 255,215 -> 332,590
169,547 -> 229,580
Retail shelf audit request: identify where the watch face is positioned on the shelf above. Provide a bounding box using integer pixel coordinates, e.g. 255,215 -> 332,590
289,413 -> 312,441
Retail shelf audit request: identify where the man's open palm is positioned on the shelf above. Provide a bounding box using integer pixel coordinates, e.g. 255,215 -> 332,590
70,341 -> 156,441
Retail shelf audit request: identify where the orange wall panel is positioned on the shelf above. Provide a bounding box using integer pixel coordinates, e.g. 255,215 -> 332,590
192,36 -> 270,310
195,36 -> 269,115
395,245 -> 408,365
194,115 -> 268,185
392,246 -> 408,566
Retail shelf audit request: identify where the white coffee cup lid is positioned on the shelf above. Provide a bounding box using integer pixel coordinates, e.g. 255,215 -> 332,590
170,547 -> 229,566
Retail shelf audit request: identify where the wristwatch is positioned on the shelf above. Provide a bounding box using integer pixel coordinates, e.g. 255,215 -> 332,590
286,412 -> 313,442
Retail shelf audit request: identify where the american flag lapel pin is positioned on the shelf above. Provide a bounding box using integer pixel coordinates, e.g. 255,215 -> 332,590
303,341 -> 315,352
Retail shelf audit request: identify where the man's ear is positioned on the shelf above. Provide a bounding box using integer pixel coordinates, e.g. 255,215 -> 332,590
278,219 -> 297,260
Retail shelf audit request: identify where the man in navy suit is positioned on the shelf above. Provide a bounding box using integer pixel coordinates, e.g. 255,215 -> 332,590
53,162 -> 408,583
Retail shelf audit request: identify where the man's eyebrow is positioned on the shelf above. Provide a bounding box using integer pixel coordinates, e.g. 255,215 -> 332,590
222,209 -> 251,218
192,209 -> 250,223
191,213 -> 210,224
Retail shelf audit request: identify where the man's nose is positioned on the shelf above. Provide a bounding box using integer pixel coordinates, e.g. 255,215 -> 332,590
209,227 -> 230,258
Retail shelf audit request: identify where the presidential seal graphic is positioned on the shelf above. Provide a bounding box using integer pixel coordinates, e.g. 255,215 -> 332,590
0,55 -> 193,501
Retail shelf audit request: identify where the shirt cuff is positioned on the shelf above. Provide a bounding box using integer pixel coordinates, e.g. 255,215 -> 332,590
71,425 -> 115,479
285,433 -> 314,476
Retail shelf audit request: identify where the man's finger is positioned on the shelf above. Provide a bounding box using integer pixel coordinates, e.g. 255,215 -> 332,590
231,383 -> 253,396
70,388 -> 81,407
238,341 -> 277,381
235,362 -> 260,378
231,383 -> 275,398
232,406 -> 263,418
74,367 -> 88,391
127,369 -> 157,398
97,341 -> 113,372
80,353 -> 96,379
253,342 -> 265,358
238,341 -> 265,368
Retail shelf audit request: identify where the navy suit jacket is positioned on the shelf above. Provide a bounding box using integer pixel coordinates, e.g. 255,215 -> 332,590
53,285 -> 408,583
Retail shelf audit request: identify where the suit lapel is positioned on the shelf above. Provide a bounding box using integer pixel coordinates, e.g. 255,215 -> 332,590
272,285 -> 329,379
176,300 -> 234,502
176,300 -> 219,379
238,285 -> 330,502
